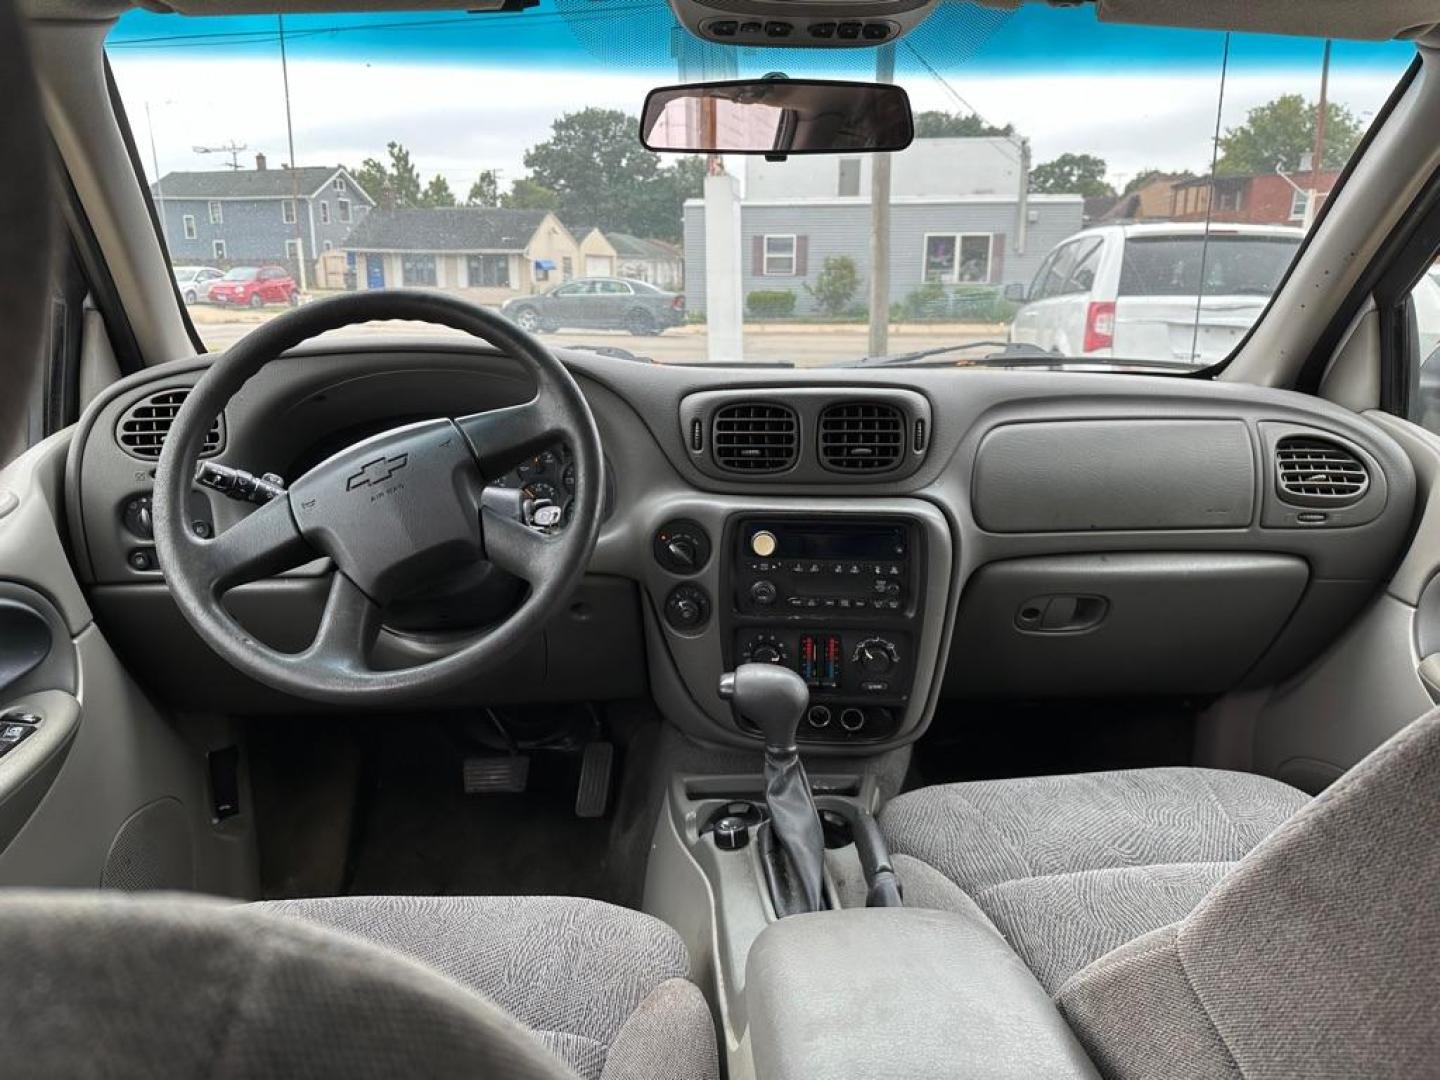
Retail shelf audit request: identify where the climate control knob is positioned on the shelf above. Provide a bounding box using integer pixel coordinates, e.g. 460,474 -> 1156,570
741,633 -> 789,666
853,637 -> 899,675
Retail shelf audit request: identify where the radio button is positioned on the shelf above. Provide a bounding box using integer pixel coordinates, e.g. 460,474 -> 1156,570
750,580 -> 778,607
751,530 -> 778,557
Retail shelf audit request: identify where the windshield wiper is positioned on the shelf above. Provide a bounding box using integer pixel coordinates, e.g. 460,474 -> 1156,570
565,344 -> 652,363
845,341 -> 1049,367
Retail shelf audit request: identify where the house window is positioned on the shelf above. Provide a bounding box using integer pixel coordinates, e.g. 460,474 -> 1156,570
212,239 -> 226,259
467,254 -> 510,288
285,238 -> 303,261
763,234 -> 796,276
562,256 -> 574,280
323,240 -> 333,252
334,177 -> 347,193
1217,187 -> 1242,212
402,254 -> 437,286
1290,188 -> 1310,220
838,159 -> 861,197
319,201 -> 331,225
282,200 -> 297,224
207,200 -> 223,224
923,234 -> 993,284
338,198 -> 352,223
182,214 -> 197,240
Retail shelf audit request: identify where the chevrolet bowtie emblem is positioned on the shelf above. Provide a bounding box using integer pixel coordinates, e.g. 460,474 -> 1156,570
346,453 -> 409,490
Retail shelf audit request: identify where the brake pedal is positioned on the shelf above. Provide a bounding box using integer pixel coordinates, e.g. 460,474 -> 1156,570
575,741 -> 614,818
463,755 -> 530,795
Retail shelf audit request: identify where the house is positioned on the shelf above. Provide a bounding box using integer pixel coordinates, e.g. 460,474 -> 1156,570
1087,173 -> 1190,225
608,233 -> 684,291
683,140 -> 1082,317
1169,170 -> 1341,226
566,225 -> 620,278
340,207 -> 580,303
151,154 -> 374,278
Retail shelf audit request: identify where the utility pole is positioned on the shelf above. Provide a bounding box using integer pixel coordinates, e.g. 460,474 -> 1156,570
1305,39 -> 1332,230
145,101 -> 169,248
278,14 -> 308,294
867,42 -> 896,359
1014,135 -> 1031,257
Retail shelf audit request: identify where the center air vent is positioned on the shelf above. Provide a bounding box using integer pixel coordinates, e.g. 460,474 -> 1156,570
116,388 -> 224,461
712,402 -> 798,473
1275,436 -> 1369,506
818,401 -> 906,472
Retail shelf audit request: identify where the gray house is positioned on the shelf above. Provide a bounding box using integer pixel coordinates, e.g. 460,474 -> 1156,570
150,155 -> 374,274
683,194 -> 1084,317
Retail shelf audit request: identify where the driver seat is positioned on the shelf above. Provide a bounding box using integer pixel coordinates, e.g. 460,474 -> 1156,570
0,890 -> 717,1079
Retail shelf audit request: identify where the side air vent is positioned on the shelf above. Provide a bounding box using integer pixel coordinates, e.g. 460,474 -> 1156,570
712,402 -> 798,473
818,401 -> 906,472
116,389 -> 224,461
1275,436 -> 1369,506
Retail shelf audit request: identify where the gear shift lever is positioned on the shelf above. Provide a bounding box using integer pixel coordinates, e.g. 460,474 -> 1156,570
719,663 -> 826,914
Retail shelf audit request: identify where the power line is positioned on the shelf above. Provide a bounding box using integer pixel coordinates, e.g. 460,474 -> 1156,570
903,39 -> 1021,168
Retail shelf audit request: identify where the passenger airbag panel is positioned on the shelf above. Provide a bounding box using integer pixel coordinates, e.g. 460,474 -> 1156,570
972,419 -> 1255,532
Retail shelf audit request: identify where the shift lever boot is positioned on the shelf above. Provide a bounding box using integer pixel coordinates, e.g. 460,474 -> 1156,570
719,663 -> 826,913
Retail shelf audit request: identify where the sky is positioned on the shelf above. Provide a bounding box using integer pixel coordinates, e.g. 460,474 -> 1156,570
107,0 -> 1415,198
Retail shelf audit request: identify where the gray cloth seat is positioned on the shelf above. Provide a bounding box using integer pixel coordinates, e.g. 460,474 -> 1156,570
880,766 -> 1309,993
257,894 -> 718,1080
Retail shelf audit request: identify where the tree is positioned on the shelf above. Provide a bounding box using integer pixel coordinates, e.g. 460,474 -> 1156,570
1029,153 -> 1113,197
913,110 -> 1013,138
500,178 -> 560,211
805,256 -> 860,316
420,175 -> 456,208
466,170 -> 500,207
1217,94 -> 1363,175
519,108 -> 701,241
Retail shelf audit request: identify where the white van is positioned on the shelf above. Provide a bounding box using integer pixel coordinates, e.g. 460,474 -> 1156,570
1007,223 -> 1304,367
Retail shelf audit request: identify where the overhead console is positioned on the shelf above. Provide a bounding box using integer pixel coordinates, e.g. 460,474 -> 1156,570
667,0 -> 939,46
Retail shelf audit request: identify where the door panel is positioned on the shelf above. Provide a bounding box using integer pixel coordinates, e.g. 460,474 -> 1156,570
0,434 -> 256,894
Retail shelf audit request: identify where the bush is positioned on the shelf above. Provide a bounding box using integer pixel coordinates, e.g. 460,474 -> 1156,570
898,282 -> 950,321
805,256 -> 860,316
746,290 -> 797,318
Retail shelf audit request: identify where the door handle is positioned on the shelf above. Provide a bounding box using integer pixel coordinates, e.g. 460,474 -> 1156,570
1015,594 -> 1108,634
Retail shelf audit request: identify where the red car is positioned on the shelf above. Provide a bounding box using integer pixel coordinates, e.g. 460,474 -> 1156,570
208,265 -> 300,308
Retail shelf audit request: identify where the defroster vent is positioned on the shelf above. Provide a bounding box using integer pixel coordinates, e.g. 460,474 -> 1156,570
712,402 -> 798,473
116,388 -> 224,460
818,401 -> 906,472
1275,436 -> 1369,506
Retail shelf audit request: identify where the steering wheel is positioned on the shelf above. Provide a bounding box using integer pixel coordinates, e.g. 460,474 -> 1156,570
152,291 -> 603,705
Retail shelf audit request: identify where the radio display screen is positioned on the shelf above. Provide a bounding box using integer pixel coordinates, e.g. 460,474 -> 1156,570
742,521 -> 907,561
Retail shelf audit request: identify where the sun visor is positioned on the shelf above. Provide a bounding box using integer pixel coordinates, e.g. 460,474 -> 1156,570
1092,0 -> 1438,42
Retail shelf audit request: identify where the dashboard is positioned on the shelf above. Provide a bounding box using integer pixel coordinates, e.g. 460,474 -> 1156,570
65,341 -> 1417,761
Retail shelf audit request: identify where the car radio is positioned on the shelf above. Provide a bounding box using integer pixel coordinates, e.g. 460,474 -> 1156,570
724,517 -> 922,743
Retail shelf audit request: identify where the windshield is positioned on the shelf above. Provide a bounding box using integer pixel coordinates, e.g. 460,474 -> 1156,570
108,3 -> 1412,368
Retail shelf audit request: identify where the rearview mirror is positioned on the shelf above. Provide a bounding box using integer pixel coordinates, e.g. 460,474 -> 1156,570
640,79 -> 914,155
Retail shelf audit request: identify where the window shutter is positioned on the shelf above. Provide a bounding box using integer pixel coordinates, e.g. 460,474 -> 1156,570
991,233 -> 1005,284
752,235 -> 765,275
796,236 -> 809,276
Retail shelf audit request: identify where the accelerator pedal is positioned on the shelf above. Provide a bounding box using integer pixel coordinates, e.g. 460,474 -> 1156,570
463,755 -> 530,795
574,741 -> 614,818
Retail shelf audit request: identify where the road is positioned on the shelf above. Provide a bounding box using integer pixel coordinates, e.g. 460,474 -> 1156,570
189,306 -> 1004,366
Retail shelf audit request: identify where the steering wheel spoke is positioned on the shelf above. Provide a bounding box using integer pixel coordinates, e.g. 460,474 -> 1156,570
201,494 -> 313,593
481,506 -> 564,585
302,572 -> 382,671
456,397 -> 565,480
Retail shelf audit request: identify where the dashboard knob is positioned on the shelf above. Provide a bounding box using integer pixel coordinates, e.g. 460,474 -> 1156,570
750,579 -> 778,606
751,644 -> 782,664
854,637 -> 898,675
674,599 -> 702,625
665,537 -> 698,570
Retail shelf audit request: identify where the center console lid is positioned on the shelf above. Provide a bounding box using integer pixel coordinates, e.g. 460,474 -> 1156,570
744,907 -> 1098,1080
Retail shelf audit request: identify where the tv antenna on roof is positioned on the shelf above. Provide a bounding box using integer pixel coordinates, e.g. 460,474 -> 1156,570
192,141 -> 249,170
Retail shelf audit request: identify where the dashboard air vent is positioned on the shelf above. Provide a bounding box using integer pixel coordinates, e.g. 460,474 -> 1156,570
712,402 -> 798,473
818,401 -> 906,472
116,388 -> 223,460
1275,436 -> 1368,506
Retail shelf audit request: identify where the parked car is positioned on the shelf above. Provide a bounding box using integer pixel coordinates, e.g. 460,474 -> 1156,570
502,277 -> 685,336
172,265 -> 223,305
1006,223 -> 1304,366
208,265 -> 300,308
